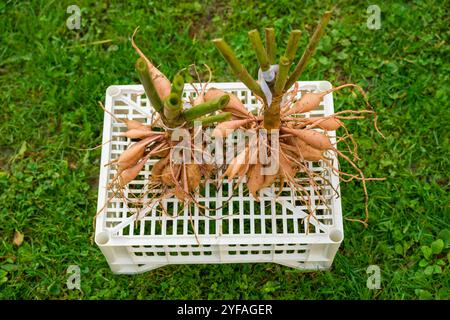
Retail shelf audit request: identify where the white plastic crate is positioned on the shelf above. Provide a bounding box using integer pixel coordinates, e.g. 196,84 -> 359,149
95,81 -> 343,274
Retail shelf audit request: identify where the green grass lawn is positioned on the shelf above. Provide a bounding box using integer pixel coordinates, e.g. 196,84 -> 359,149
0,0 -> 448,299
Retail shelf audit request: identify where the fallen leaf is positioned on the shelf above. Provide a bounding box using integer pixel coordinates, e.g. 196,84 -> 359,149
13,231 -> 24,247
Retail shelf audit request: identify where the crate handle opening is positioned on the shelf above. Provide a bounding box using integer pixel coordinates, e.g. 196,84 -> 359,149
96,231 -> 111,246
329,229 -> 343,243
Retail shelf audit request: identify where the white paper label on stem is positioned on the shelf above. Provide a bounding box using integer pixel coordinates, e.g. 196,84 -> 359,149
258,64 -> 278,106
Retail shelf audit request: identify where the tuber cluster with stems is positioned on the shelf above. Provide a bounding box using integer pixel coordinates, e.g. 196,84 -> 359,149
212,10 -> 385,226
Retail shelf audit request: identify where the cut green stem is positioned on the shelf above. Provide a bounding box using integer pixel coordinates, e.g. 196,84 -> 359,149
163,74 -> 185,126
136,57 -> 163,113
274,56 -> 290,95
171,73 -> 185,95
164,93 -> 182,123
248,29 -> 270,71
213,38 -> 265,101
285,10 -> 332,90
265,28 -> 276,64
273,30 -> 302,95
191,112 -> 232,126
183,95 -> 230,121
284,29 -> 302,61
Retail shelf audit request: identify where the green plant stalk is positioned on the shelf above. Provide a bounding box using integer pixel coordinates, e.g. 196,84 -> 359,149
273,56 -> 290,95
136,57 -> 163,113
273,30 -> 302,96
162,74 -> 186,126
190,112 -> 232,126
248,29 -> 270,71
284,29 -> 302,61
265,30 -> 302,126
171,73 -> 185,95
265,28 -> 276,64
213,38 -> 265,100
164,93 -> 182,123
284,10 -> 332,90
182,95 -> 230,121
